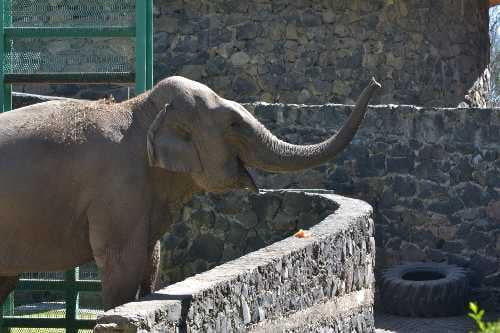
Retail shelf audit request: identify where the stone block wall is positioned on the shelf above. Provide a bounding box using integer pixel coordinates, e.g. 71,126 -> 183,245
13,0 -> 491,107
238,103 -> 500,306
151,0 -> 490,106
159,190 -> 338,286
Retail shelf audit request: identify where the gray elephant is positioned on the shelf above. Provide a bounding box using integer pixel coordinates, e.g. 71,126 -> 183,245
0,76 -> 380,310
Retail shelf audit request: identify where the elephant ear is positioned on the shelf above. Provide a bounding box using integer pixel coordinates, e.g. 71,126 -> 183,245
147,105 -> 203,173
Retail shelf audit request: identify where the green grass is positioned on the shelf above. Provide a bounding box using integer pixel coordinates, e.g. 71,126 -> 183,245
4,309 -> 98,333
9,327 -> 93,333
12,309 -> 97,320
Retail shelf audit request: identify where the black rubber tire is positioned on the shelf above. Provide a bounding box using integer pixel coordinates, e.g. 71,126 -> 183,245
380,262 -> 469,317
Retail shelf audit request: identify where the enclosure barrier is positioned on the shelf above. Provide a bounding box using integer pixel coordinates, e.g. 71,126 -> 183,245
0,0 -> 153,112
0,268 -> 101,333
95,190 -> 375,332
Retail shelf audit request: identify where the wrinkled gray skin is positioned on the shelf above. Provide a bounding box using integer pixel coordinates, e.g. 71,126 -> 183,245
0,76 -> 380,310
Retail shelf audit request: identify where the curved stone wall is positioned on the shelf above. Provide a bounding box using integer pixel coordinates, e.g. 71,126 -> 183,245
159,190 -> 338,286
95,191 -> 375,332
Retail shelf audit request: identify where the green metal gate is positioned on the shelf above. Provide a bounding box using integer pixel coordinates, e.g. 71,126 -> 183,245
0,0 -> 153,112
1,268 -> 101,333
0,0 -> 153,331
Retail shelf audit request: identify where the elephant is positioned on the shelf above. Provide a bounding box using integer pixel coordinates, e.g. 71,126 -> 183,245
0,76 -> 380,310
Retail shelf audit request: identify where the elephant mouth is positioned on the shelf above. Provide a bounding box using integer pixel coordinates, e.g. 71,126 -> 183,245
238,158 -> 258,193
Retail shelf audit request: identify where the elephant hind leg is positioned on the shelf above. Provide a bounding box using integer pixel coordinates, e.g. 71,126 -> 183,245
0,276 -> 19,306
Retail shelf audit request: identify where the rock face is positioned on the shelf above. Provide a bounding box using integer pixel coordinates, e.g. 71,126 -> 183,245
13,0 -> 491,107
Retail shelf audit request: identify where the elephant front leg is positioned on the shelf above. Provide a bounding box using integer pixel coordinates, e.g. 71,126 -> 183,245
88,207 -> 149,310
94,243 -> 147,310
139,240 -> 160,298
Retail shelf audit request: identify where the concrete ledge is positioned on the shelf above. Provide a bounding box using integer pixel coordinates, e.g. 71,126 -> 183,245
95,191 -> 375,332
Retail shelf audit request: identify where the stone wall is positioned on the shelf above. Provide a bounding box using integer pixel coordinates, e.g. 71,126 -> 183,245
152,0 -> 490,106
239,102 -> 500,308
159,190 -> 338,286
13,0 -> 491,107
95,191 -> 376,332
10,93 -> 499,310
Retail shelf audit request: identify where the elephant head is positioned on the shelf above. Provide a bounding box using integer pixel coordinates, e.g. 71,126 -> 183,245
145,76 -> 381,192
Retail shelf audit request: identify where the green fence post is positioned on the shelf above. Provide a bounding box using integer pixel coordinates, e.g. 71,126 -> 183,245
0,0 -> 5,113
2,0 -> 11,112
135,0 -> 146,94
1,292 -> 13,333
0,300 -> 6,333
65,268 -> 78,333
146,0 -> 153,90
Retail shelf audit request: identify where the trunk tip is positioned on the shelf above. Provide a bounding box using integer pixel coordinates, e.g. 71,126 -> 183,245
370,77 -> 382,90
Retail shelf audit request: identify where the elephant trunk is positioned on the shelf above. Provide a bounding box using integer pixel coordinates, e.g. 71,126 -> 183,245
242,78 -> 381,172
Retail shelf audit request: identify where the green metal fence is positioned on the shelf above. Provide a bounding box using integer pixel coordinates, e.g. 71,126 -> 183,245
0,0 -> 153,112
0,0 -> 153,331
0,267 -> 101,333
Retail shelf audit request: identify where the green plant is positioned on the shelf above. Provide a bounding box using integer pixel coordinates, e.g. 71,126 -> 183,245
468,302 -> 500,333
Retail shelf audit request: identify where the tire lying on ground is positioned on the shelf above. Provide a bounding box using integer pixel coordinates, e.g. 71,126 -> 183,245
380,262 -> 469,317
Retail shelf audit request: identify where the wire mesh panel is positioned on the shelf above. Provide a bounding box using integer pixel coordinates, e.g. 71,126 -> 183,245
8,0 -> 135,27
4,0 -> 137,76
3,37 -> 135,75
0,0 -> 153,111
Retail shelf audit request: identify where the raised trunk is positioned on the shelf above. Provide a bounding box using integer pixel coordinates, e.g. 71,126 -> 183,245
243,78 -> 381,172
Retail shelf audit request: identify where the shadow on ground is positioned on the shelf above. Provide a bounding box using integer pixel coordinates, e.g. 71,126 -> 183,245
374,311 -> 500,333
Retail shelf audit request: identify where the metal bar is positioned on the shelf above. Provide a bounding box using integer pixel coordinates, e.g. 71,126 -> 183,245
4,72 -> 135,84
3,0 -> 11,112
1,318 -> 96,329
1,294 -> 13,316
0,0 -> 11,320
3,84 -> 10,112
16,279 -> 101,292
65,268 -> 78,333
4,26 -> 135,38
0,0 -> 5,113
146,0 -> 153,90
135,0 -> 146,94
0,293 -> 13,333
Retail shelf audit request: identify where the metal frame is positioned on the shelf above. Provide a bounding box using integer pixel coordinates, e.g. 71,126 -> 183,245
1,268 -> 101,333
135,0 -> 154,92
0,0 -> 153,331
0,0 -> 153,112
